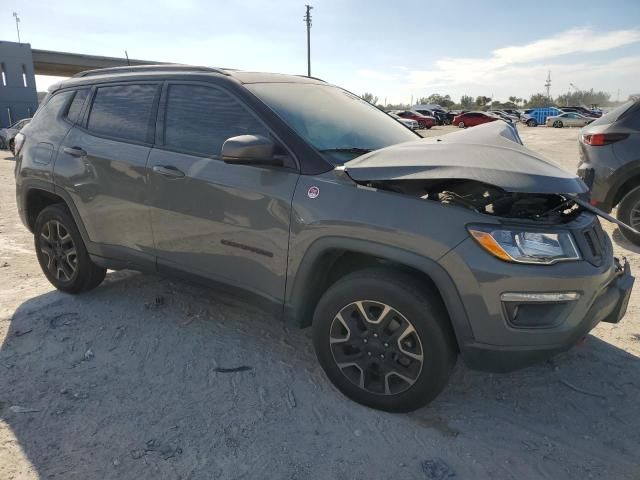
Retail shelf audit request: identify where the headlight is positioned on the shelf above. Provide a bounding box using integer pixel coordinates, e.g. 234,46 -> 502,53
468,225 -> 580,265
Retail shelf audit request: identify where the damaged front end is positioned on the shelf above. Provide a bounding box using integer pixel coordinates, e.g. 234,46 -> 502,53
340,121 -> 591,225
364,178 -> 583,225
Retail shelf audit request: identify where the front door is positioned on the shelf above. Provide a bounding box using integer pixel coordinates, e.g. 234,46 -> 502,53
147,83 -> 299,302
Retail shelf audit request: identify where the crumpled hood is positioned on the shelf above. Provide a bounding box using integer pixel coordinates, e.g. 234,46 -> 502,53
342,122 -> 588,194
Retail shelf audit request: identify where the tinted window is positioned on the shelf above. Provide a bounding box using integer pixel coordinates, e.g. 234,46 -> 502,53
66,88 -> 90,124
31,91 -> 74,126
164,84 -> 269,156
87,84 -> 158,143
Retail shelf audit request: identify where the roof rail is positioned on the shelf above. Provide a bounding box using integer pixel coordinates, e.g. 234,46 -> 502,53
73,64 -> 229,78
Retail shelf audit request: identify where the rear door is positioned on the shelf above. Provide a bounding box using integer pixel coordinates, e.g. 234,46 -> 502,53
147,82 -> 299,302
54,83 -> 160,265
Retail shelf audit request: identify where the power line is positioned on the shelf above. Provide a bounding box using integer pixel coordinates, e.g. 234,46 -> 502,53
304,5 -> 313,77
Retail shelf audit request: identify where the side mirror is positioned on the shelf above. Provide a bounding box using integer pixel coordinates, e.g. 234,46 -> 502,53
221,135 -> 282,166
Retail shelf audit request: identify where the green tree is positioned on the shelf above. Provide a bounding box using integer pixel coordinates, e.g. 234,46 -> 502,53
360,92 -> 379,105
526,93 -> 555,108
555,89 -> 611,107
475,96 -> 492,109
460,95 -> 475,109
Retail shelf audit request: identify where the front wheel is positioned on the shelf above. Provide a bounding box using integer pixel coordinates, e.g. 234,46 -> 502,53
553,120 -> 563,128
616,186 -> 640,245
312,269 -> 457,412
527,119 -> 537,127
9,139 -> 15,155
458,122 -> 465,128
34,204 -> 106,293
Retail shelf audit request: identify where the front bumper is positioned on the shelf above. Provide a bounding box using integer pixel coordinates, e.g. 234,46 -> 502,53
460,258 -> 633,372
439,216 -> 634,372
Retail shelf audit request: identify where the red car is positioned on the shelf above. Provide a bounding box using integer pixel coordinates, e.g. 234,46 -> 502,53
453,111 -> 498,128
395,110 -> 435,129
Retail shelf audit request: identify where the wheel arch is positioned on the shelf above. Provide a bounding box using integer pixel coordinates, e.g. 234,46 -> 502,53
284,237 -> 473,349
602,161 -> 640,211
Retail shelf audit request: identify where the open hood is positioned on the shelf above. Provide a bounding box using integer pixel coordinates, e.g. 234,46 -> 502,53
342,122 -> 588,195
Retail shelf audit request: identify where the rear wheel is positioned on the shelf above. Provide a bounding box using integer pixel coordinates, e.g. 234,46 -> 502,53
34,204 -> 106,293
458,122 -> 465,128
553,120 -> 563,128
9,139 -> 15,155
312,269 -> 457,412
616,186 -> 640,245
527,119 -> 537,127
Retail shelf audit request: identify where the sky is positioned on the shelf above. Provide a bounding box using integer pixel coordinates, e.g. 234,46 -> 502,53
2,0 -> 640,104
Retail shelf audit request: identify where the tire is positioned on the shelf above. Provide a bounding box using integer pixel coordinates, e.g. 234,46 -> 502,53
458,122 -> 465,128
418,121 -> 425,129
527,119 -> 537,127
312,268 -> 457,412
426,125 -> 432,130
9,139 -> 15,155
616,186 -> 640,245
553,120 -> 563,128
34,204 -> 106,293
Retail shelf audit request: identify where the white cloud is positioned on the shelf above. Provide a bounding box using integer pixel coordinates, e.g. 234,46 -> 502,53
370,27 -> 639,102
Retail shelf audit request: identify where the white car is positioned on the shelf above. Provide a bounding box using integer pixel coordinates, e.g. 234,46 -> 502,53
389,112 -> 419,130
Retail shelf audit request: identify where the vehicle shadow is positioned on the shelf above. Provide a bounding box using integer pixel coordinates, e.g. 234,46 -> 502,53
611,228 -> 640,254
1,271 -> 639,479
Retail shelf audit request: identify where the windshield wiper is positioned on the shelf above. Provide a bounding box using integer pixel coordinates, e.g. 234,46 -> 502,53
318,147 -> 374,154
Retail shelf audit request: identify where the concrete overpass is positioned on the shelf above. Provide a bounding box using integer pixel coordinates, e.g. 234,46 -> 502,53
31,49 -> 162,76
0,40 -> 164,126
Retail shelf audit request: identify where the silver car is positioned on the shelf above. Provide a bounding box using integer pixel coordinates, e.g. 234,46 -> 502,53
0,118 -> 31,153
546,112 -> 593,128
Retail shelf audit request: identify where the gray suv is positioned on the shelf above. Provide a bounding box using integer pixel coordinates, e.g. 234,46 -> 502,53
577,99 -> 640,244
14,65 -> 634,412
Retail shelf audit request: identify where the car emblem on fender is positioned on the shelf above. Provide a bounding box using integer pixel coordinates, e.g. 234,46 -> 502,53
308,186 -> 320,199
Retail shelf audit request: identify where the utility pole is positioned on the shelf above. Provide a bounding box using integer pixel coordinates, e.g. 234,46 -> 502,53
13,12 -> 21,43
304,5 -> 313,77
544,70 -> 552,100
125,50 -> 131,66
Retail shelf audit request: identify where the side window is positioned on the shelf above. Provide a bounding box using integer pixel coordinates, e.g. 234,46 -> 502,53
87,84 -> 158,143
65,88 -> 90,124
164,84 -> 270,157
29,91 -> 74,127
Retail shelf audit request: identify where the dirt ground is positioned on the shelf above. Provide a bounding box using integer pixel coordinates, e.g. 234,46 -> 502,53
1,125 -> 639,480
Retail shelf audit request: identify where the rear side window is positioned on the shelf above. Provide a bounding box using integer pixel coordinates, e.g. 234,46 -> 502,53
164,84 -> 269,156
30,91 -> 74,126
65,88 -> 90,124
589,100 -> 638,127
87,84 -> 158,143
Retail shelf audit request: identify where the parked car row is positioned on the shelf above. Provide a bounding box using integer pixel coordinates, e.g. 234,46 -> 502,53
520,106 -> 601,128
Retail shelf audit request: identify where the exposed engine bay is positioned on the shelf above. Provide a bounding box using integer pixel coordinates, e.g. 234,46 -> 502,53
364,179 -> 583,224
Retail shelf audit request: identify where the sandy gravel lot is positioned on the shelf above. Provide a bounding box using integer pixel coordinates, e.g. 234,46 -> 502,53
1,125 -> 639,480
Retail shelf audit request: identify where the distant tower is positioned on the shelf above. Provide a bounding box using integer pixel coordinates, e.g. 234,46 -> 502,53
544,71 -> 552,99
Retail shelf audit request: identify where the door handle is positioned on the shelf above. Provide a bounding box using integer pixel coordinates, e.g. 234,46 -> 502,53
63,146 -> 87,157
152,165 -> 185,178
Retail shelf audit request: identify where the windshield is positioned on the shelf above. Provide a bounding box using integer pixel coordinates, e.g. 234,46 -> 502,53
247,83 -> 418,164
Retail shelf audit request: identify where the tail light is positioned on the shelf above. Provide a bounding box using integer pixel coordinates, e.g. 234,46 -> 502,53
13,132 -> 26,156
581,133 -> 629,146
